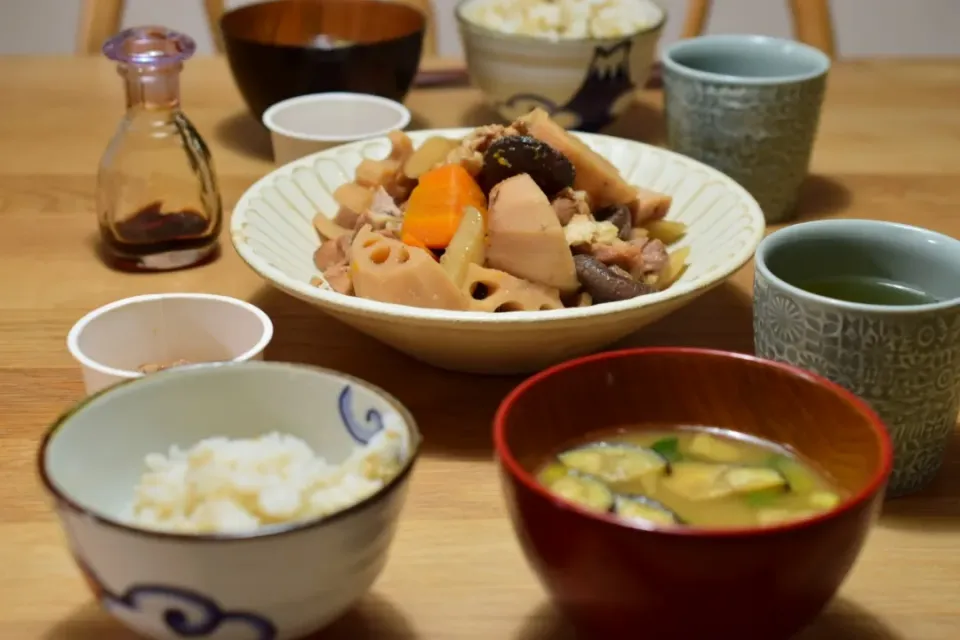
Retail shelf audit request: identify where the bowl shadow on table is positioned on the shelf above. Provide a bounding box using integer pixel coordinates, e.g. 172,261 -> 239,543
248,285 -> 520,460
879,428 -> 960,532
215,110 -> 274,162
303,593 -> 418,640
791,174 -> 853,222
44,594 -> 417,640
613,281 -> 756,353
514,597 -> 904,640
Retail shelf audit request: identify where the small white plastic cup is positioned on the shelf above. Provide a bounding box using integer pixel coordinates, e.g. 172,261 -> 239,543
262,92 -> 412,165
66,293 -> 274,395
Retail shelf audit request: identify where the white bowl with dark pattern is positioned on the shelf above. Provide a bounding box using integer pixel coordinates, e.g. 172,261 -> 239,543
230,129 -> 766,375
39,361 -> 421,640
455,0 -> 666,132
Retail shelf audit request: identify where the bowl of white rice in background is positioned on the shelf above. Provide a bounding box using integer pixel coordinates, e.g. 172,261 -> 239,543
38,361 -> 421,640
456,0 -> 666,132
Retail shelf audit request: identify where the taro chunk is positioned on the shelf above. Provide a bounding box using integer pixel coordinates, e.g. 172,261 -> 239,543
485,174 -> 579,292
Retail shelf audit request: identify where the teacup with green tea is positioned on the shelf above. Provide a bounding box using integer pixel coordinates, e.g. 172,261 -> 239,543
753,219 -> 960,497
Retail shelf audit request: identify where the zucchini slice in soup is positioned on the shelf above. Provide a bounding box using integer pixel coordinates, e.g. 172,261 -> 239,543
663,462 -> 787,501
558,443 -> 668,483
724,467 -> 788,494
537,462 -> 570,486
614,495 -> 683,526
687,432 -> 745,463
547,474 -> 615,513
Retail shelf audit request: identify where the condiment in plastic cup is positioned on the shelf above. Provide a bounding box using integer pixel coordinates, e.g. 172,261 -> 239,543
66,293 -> 274,395
262,92 -> 411,165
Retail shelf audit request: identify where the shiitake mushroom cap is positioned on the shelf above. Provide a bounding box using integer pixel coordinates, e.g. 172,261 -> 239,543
479,135 -> 575,198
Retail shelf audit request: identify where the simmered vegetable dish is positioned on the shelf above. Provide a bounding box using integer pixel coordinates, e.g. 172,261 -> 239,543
310,108 -> 690,312
537,427 -> 843,529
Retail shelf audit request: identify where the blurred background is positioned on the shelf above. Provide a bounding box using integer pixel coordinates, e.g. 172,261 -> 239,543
2,0 -> 960,58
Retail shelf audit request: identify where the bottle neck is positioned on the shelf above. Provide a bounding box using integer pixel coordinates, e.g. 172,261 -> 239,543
120,63 -> 182,111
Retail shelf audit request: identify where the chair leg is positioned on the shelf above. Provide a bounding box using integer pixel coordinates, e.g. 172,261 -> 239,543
788,0 -> 836,57
681,0 -> 712,39
204,0 -> 225,53
76,0 -> 125,55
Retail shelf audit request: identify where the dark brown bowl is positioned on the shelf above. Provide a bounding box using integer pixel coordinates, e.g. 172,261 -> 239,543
221,0 -> 426,120
494,348 -> 893,640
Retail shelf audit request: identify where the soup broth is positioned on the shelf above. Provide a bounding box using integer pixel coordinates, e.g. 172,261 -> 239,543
536,426 -> 843,529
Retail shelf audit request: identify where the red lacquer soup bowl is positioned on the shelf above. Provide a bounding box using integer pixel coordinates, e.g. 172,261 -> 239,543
493,348 -> 893,640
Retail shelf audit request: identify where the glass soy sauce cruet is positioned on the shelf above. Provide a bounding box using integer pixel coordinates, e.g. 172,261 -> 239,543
97,26 -> 221,271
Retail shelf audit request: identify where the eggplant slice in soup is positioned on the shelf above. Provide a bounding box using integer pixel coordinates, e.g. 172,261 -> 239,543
614,495 -> 683,526
547,473 -> 614,513
663,461 -> 787,501
558,443 -> 668,483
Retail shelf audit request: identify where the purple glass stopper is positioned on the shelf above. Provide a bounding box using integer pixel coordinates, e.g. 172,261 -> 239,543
102,26 -> 197,67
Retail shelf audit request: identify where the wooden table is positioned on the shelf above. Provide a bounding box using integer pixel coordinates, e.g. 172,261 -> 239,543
1,56 -> 959,639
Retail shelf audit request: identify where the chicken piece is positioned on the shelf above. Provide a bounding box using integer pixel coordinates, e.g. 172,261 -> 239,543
333,206 -> 360,229
629,187 -> 673,224
551,188 -> 592,225
350,226 -> 467,311
588,238 -> 669,281
387,129 -> 414,162
333,183 -> 374,220
441,122 -> 529,177
355,158 -> 400,189
322,263 -> 353,295
485,174 -> 579,293
564,213 -> 620,247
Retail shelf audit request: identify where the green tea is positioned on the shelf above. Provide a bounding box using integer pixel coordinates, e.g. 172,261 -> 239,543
793,275 -> 936,306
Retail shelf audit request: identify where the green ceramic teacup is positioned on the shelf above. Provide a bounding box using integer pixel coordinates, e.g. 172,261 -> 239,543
662,35 -> 830,223
753,219 -> 960,497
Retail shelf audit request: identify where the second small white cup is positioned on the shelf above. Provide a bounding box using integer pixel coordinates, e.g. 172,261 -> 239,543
66,293 -> 274,395
262,92 -> 412,165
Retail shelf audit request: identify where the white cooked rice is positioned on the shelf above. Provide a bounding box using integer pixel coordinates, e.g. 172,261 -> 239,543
463,0 -> 663,41
127,416 -> 409,534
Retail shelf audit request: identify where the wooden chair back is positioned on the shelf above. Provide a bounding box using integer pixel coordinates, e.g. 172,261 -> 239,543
681,0 -> 836,58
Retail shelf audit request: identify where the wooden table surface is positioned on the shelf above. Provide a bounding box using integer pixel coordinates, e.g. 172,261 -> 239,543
1,56 -> 959,639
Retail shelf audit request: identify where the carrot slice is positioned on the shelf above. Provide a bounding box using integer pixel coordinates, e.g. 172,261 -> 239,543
401,164 -> 486,249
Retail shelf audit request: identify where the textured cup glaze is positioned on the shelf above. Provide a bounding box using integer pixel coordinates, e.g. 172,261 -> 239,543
495,348 -> 892,640
455,0 -> 665,132
39,362 -> 421,640
662,35 -> 830,223
754,219 -> 960,497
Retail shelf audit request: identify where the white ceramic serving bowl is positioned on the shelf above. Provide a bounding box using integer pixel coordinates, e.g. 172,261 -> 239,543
230,128 -> 766,375
262,92 -> 412,165
455,0 -> 666,131
39,361 -> 421,640
66,293 -> 274,395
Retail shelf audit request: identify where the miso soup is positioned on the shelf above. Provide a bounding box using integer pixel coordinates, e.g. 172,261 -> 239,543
536,426 -> 843,529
